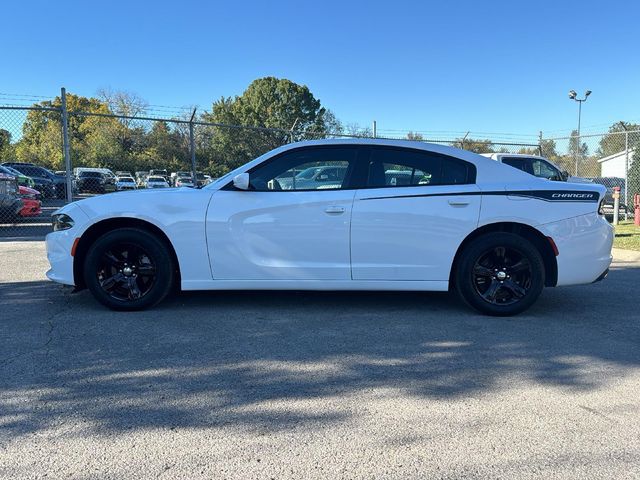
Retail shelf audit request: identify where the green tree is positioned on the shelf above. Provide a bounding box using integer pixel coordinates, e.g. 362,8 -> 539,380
568,129 -> 588,156
142,121 -> 189,172
540,139 -> 558,158
598,121 -> 640,157
0,129 -> 10,149
0,129 -> 13,161
202,77 -> 338,172
626,133 -> 640,196
565,129 -> 596,176
628,151 -> 640,196
15,93 -> 110,169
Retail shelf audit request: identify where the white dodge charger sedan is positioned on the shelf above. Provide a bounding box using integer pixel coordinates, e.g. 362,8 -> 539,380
45,139 -> 613,316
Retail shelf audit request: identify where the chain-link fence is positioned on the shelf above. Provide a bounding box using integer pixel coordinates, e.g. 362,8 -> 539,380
4,96 -> 634,240
541,130 -> 640,219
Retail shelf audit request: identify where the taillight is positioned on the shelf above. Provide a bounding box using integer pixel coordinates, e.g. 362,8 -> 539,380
598,198 -> 605,216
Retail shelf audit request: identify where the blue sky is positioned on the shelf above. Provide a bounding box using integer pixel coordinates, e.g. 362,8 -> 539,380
2,0 -> 639,139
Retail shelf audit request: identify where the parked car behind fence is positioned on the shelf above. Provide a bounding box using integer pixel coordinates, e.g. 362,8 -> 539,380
0,173 -> 22,221
1,163 -> 61,198
115,176 -> 137,191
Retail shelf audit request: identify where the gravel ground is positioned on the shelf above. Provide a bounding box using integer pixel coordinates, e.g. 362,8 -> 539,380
1,242 -> 639,479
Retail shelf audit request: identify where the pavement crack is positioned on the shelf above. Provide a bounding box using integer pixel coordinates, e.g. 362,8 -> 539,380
0,290 -> 70,371
578,405 -> 617,424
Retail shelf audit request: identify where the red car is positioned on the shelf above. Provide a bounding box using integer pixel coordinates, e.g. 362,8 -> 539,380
19,185 -> 42,217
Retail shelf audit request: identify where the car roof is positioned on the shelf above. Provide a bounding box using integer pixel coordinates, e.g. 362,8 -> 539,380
206,138 -> 542,190
480,152 -> 547,160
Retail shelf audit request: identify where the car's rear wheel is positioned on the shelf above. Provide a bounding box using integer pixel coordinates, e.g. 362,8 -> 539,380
83,228 -> 174,311
455,232 -> 545,316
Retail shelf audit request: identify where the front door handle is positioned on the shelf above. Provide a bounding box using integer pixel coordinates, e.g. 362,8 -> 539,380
448,200 -> 470,207
325,205 -> 345,214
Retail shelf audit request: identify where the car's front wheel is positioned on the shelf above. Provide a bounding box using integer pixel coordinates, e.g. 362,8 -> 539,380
83,228 -> 174,311
455,232 -> 545,316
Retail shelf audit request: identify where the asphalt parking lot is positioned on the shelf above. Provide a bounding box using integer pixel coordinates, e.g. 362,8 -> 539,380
1,242 -> 640,479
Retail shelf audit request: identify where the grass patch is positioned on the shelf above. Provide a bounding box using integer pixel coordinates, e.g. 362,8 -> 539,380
614,221 -> 640,251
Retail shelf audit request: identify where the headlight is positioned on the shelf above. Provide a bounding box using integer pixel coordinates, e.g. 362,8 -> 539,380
52,213 -> 74,231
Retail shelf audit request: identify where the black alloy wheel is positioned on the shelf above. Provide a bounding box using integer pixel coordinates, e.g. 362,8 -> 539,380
455,232 -> 545,316
97,242 -> 157,302
84,228 -> 174,310
472,246 -> 532,306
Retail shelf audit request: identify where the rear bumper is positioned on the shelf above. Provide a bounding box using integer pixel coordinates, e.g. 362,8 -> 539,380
19,199 -> 41,216
538,213 -> 613,286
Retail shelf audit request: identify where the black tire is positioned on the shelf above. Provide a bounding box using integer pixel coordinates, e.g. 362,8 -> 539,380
454,232 -> 545,316
83,228 -> 174,311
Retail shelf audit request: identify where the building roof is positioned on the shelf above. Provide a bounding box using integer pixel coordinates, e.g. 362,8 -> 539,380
598,148 -> 636,163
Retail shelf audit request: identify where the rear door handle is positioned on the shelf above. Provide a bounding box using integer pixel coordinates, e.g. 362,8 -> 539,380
325,205 -> 345,214
448,200 -> 470,207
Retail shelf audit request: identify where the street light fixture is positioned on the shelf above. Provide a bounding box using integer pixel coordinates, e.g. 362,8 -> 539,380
568,89 -> 592,175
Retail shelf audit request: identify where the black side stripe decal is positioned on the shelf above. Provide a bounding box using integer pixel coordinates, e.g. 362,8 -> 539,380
360,190 -> 600,202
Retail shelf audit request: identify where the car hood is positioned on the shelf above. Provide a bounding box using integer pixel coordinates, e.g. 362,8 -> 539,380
30,176 -> 53,183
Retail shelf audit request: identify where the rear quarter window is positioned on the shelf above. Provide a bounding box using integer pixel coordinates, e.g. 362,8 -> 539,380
366,147 -> 476,188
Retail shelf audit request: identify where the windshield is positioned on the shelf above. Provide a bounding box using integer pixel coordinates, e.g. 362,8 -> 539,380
0,166 -> 16,176
119,177 -> 135,182
80,172 -> 102,177
148,177 -> 165,182
295,167 -> 320,180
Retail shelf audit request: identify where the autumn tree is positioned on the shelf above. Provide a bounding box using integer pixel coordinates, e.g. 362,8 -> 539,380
456,137 -> 494,153
15,93 -> 108,169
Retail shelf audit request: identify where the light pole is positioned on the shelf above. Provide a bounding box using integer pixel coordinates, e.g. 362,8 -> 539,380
568,89 -> 591,175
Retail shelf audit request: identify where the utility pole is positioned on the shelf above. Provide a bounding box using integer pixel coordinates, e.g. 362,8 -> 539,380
538,131 -> 543,156
60,88 -> 73,203
189,108 -> 197,186
290,118 -> 299,143
461,131 -> 470,150
372,120 -> 377,138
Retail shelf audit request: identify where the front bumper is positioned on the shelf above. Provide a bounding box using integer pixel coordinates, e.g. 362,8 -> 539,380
45,204 -> 91,286
593,268 -> 609,283
538,212 -> 614,287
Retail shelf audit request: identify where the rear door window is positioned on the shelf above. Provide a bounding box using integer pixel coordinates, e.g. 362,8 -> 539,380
366,147 -> 475,188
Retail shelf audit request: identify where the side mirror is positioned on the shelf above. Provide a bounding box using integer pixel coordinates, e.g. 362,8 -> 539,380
562,170 -> 569,181
233,172 -> 250,190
